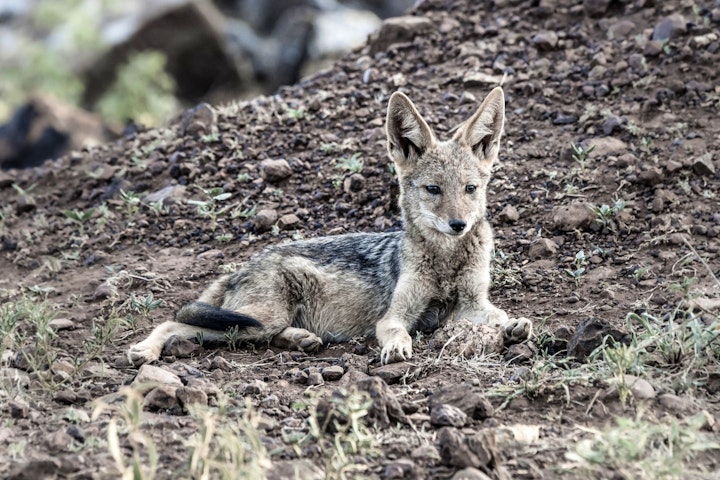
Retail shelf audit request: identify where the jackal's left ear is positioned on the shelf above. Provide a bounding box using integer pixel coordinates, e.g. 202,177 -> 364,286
454,87 -> 505,165
386,92 -> 436,168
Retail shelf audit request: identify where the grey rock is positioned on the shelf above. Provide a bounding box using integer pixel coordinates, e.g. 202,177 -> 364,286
132,364 -> 183,393
499,205 -> 519,223
278,213 -> 300,230
652,14 -> 687,41
144,385 -> 181,413
382,459 -> 417,479
321,365 -> 345,381
552,203 -> 596,231
583,0 -> 611,17
451,467 -> 493,480
532,30 -> 558,50
693,155 -> 716,176
431,403 -> 468,427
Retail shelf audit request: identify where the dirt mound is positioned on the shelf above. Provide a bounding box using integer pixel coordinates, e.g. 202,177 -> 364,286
1,0 -> 719,478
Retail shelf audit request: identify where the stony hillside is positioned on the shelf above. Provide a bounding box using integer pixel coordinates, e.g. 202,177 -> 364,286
1,0 -> 719,479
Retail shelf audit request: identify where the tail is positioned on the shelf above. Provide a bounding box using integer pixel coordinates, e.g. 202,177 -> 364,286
175,302 -> 262,331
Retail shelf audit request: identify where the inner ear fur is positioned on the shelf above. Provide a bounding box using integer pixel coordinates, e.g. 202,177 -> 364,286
454,87 -> 505,164
386,92 -> 435,166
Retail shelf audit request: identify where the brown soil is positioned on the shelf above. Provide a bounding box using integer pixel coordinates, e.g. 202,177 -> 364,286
1,0 -> 719,479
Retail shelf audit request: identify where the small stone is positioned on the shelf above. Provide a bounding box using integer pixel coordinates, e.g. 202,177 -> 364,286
532,30 -> 558,50
180,103 -> 217,137
504,343 -> 534,364
644,40 -> 665,57
692,156 -> 715,176
602,116 -> 623,135
197,249 -> 223,260
552,203 -> 596,231
343,173 -> 365,193
509,366 -> 532,383
132,365 -> 183,393
499,205 -> 519,223
261,394 -> 280,408
586,137 -> 628,157
637,166 -> 663,186
242,379 -> 269,395
431,404 -> 468,427
9,398 -> 30,418
260,159 -> 293,183
144,385 -> 181,412
49,318 -> 75,331
652,14 -> 687,41
451,467 -> 493,480
382,459 -> 417,479
528,238 -> 558,259
54,389 -> 78,404
567,318 -> 629,361
321,365 -> 345,381
254,209 -> 278,232
658,393 -> 693,413
607,20 -> 636,40
428,383 -> 494,420
209,356 -> 233,372
176,387 -> 208,408
278,214 -> 300,230
308,371 -> 324,386
438,427 -> 499,469
583,0 -> 611,17
371,362 -> 412,385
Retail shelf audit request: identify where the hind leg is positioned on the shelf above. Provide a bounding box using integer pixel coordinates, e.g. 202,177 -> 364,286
128,321 -> 227,366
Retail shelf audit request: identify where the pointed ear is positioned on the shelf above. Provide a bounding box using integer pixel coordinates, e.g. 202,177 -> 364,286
454,87 -> 505,165
386,92 -> 435,168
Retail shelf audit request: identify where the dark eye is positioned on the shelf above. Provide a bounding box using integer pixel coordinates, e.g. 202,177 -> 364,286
426,185 -> 441,195
466,185 -> 477,194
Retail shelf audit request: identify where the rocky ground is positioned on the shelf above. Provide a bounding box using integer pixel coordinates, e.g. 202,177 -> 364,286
1,0 -> 720,478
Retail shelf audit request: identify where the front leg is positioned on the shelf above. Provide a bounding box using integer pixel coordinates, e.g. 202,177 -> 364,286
456,268 -> 533,343
376,274 -> 432,364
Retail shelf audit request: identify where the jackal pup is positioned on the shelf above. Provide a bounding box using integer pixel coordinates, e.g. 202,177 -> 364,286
128,87 -> 532,366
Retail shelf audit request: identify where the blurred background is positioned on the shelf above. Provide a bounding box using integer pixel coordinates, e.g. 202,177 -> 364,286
0,0 -> 415,169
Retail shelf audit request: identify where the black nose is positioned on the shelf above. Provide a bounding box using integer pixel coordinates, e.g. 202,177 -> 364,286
449,219 -> 466,232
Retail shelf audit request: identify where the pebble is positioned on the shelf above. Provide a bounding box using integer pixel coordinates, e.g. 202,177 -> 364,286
498,205 -> 519,223
321,365 -> 345,381
132,364 -> 183,393
430,403 -> 468,427
254,208 -> 278,232
528,238 -> 558,258
260,159 -> 293,183
49,318 -> 75,331
532,30 -> 558,50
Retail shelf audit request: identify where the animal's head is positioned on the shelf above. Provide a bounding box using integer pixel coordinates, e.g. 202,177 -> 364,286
385,87 -> 505,242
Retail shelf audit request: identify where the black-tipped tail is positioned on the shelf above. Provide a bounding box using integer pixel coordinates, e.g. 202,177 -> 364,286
175,302 -> 262,331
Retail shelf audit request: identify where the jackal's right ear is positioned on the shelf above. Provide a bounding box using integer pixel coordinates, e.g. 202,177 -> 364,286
386,92 -> 435,167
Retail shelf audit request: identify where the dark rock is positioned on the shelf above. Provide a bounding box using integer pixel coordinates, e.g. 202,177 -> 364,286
553,114 -> 577,125
567,318 -> 629,361
371,361 -> 412,384
583,0 -> 611,17
176,387 -> 208,409
428,383 -> 494,420
542,326 -> 573,355
321,365 -> 345,381
437,427 -> 500,470
9,398 -> 30,418
343,173 -> 366,193
692,156 -> 716,176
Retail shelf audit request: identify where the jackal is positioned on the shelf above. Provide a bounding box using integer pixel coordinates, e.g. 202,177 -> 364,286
128,87 -> 532,366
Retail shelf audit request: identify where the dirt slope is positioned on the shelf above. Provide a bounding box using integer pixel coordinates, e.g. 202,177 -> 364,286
1,0 -> 719,479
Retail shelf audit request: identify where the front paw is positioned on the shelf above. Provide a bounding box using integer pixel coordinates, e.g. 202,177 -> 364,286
379,330 -> 413,365
504,317 -> 533,344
